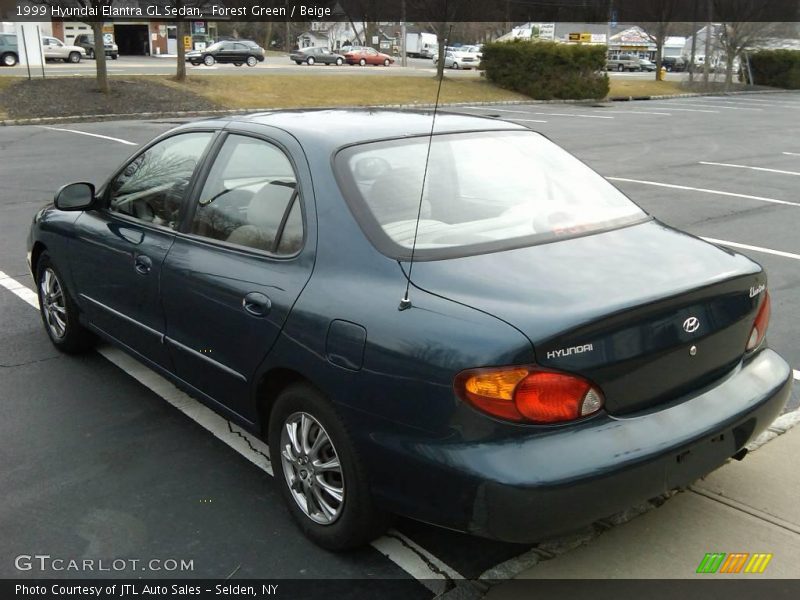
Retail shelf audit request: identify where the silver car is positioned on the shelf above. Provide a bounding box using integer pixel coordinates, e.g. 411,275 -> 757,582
432,49 -> 478,70
42,36 -> 85,63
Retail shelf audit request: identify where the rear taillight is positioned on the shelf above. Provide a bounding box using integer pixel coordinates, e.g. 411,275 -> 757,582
454,366 -> 604,424
746,291 -> 771,352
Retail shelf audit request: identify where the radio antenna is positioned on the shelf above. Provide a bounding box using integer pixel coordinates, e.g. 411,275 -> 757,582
399,23 -> 452,311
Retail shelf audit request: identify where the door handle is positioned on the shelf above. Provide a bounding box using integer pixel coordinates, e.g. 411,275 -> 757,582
242,292 -> 272,317
134,254 -> 152,275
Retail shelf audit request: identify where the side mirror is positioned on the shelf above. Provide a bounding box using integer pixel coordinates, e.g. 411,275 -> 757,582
54,182 -> 96,211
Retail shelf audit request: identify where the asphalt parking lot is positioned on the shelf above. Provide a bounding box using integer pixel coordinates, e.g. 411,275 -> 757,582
1,92 -> 799,594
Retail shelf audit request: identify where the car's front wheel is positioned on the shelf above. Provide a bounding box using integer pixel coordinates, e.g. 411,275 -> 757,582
359,58 -> 366,66
68,52 -> 81,63
335,57 -> 343,66
246,56 -> 258,67
87,48 -> 94,59
269,383 -> 388,550
383,58 -> 390,66
306,56 -> 315,65
617,64 -> 624,72
203,54 -> 215,66
36,252 -> 94,354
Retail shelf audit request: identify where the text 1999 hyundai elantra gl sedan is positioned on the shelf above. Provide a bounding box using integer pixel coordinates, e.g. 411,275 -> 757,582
27,110 -> 791,550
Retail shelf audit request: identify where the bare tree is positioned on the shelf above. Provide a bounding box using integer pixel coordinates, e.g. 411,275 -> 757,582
637,0 -> 680,80
33,0 -> 111,92
713,0 -> 774,88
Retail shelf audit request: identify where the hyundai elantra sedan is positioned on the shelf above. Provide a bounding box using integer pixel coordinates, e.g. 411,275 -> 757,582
27,110 -> 791,550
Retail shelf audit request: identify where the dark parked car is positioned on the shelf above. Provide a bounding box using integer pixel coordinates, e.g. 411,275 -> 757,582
28,110 -> 791,550
0,32 -> 19,66
290,46 -> 345,66
186,40 -> 265,67
661,56 -> 687,72
73,34 -> 118,59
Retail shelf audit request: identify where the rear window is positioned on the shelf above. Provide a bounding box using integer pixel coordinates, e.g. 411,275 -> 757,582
335,130 -> 648,260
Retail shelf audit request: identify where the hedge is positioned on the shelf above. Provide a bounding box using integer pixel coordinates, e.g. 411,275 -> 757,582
480,40 -> 609,100
749,50 -> 800,89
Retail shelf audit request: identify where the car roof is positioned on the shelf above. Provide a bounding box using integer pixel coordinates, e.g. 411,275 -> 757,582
191,109 -> 527,154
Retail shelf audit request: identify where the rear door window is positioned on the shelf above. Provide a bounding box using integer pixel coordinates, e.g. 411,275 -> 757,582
189,134 -> 302,255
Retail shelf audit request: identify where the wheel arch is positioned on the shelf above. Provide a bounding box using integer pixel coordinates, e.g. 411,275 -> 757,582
255,367 -> 319,440
30,241 -> 47,276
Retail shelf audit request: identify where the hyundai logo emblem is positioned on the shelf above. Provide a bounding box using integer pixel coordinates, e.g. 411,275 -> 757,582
683,316 -> 700,333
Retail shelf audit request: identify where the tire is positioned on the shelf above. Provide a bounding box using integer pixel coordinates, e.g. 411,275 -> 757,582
336,57 -> 343,66
1,52 -> 17,67
87,48 -> 94,59
452,62 -> 459,70
269,383 -> 389,550
68,52 -> 81,63
233,62 -> 243,67
203,54 -> 215,66
306,56 -> 315,65
383,58 -> 390,66
246,55 -> 257,67
617,64 -> 624,72
36,252 -> 94,354
295,60 -> 302,65
111,54 -> 117,60
359,58 -> 366,66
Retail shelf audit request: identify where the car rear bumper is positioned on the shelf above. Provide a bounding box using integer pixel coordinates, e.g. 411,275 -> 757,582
360,348 -> 792,542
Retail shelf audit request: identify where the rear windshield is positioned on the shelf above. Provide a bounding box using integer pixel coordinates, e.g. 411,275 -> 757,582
335,130 -> 648,260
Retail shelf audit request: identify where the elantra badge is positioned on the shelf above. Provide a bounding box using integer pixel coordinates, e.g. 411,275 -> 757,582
683,317 -> 700,333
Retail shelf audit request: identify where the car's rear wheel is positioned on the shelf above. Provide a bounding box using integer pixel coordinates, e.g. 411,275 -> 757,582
306,56 -> 315,65
2,52 -> 18,66
335,57 -> 343,66
203,54 -> 215,66
36,252 -> 94,354
269,383 -> 388,550
233,62 -> 243,67
295,60 -> 302,65
246,56 -> 258,67
359,58 -> 366,66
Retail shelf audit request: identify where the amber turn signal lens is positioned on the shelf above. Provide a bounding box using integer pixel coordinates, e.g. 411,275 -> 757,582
746,291 -> 771,352
455,366 -> 604,424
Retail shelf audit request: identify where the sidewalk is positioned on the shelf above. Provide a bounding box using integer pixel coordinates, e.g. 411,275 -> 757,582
485,425 -> 800,591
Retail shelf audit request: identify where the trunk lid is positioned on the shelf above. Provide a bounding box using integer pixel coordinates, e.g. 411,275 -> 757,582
406,221 -> 766,415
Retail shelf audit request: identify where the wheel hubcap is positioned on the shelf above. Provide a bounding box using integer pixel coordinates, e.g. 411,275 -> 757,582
40,268 -> 67,339
280,412 -> 344,525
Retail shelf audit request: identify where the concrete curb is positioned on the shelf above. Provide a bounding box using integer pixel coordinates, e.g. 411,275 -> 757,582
2,88 -> 795,126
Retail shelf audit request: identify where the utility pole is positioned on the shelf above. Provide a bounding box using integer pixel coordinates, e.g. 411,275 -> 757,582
401,0 -> 407,67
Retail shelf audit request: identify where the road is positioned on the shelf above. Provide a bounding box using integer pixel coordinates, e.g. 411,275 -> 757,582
0,54 -> 690,80
1,92 -> 798,594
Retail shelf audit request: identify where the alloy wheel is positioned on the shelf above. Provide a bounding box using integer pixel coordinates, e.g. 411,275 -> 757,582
40,267 -> 67,339
280,412 -> 345,525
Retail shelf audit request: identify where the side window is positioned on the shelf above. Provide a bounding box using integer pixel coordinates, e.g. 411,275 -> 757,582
107,132 -> 213,229
190,134 -> 302,255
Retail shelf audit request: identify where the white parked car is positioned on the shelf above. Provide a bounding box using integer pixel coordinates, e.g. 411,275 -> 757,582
42,36 -> 86,63
432,48 -> 479,70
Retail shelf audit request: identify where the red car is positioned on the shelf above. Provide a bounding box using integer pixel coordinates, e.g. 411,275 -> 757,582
343,46 -> 394,66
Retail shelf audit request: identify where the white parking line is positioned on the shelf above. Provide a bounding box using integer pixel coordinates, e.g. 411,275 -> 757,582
0,269 -> 461,587
661,102 -> 762,111
607,177 -> 800,208
783,152 -> 800,157
464,107 -> 613,119
640,106 -> 720,113
503,118 -> 548,123
37,126 -> 137,146
604,110 -> 674,116
701,237 -> 800,261
699,161 -> 800,177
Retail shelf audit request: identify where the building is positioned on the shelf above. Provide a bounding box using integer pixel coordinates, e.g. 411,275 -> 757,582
297,22 -> 364,51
